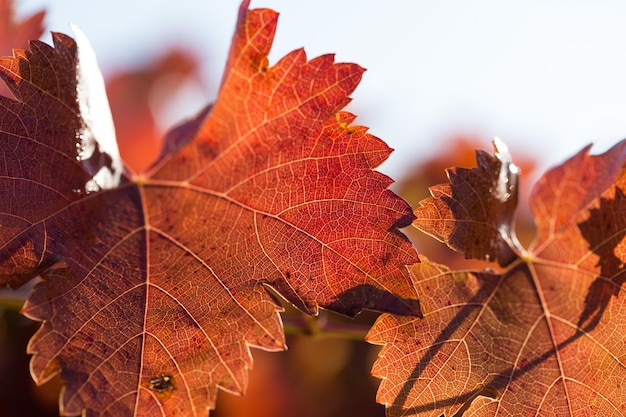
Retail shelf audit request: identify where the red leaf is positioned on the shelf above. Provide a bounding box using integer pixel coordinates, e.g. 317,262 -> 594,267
368,141 -> 626,416
0,2 -> 418,416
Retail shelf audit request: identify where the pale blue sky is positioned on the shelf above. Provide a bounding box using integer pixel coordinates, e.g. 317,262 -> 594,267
17,1 -> 626,181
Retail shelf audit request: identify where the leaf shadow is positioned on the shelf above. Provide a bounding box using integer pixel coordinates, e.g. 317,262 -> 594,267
391,187 -> 626,415
576,186 -> 626,330
389,285 -> 495,414
326,283 -> 423,318
393,319 -> 600,415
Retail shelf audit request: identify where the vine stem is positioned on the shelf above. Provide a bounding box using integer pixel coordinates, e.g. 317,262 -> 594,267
281,311 -> 372,341
0,296 -> 25,311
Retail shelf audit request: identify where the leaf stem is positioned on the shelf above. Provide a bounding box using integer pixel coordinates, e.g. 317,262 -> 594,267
0,296 -> 25,311
281,312 -> 371,341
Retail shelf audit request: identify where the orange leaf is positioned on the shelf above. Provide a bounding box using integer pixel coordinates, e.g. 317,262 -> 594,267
0,2 -> 419,416
368,141 -> 626,416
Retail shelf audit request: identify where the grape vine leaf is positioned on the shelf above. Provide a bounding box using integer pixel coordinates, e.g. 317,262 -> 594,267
0,1 -> 420,416
368,139 -> 626,416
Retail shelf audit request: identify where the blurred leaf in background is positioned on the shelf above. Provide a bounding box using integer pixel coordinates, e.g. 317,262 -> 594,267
106,48 -> 204,173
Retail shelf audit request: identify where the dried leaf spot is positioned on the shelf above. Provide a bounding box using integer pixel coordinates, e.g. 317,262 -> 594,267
148,374 -> 174,393
335,112 -> 355,134
259,55 -> 269,72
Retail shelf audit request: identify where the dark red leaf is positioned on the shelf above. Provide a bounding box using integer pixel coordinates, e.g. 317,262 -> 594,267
413,138 -> 522,266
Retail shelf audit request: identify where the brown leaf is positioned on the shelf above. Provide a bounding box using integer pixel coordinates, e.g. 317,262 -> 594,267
413,138 -> 522,266
394,135 -> 537,271
368,141 -> 626,416
0,1 -> 419,415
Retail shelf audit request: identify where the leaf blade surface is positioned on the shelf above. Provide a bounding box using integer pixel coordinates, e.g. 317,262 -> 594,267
369,141 -> 626,417
0,2 -> 419,416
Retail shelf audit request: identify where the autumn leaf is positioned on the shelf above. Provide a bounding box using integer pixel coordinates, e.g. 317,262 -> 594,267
393,135 -> 537,271
0,2 -> 419,416
411,137 -> 523,267
368,139 -> 626,416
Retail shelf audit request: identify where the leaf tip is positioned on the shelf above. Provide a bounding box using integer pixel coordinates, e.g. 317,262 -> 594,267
238,0 -> 252,14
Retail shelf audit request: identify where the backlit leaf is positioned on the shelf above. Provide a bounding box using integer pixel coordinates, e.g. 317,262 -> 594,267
0,2 -> 419,416
368,140 -> 626,416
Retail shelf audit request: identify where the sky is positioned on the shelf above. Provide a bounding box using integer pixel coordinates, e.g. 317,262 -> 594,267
16,1 -> 626,181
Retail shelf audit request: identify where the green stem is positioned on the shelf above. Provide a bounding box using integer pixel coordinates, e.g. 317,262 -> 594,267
281,313 -> 371,341
0,297 -> 25,311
